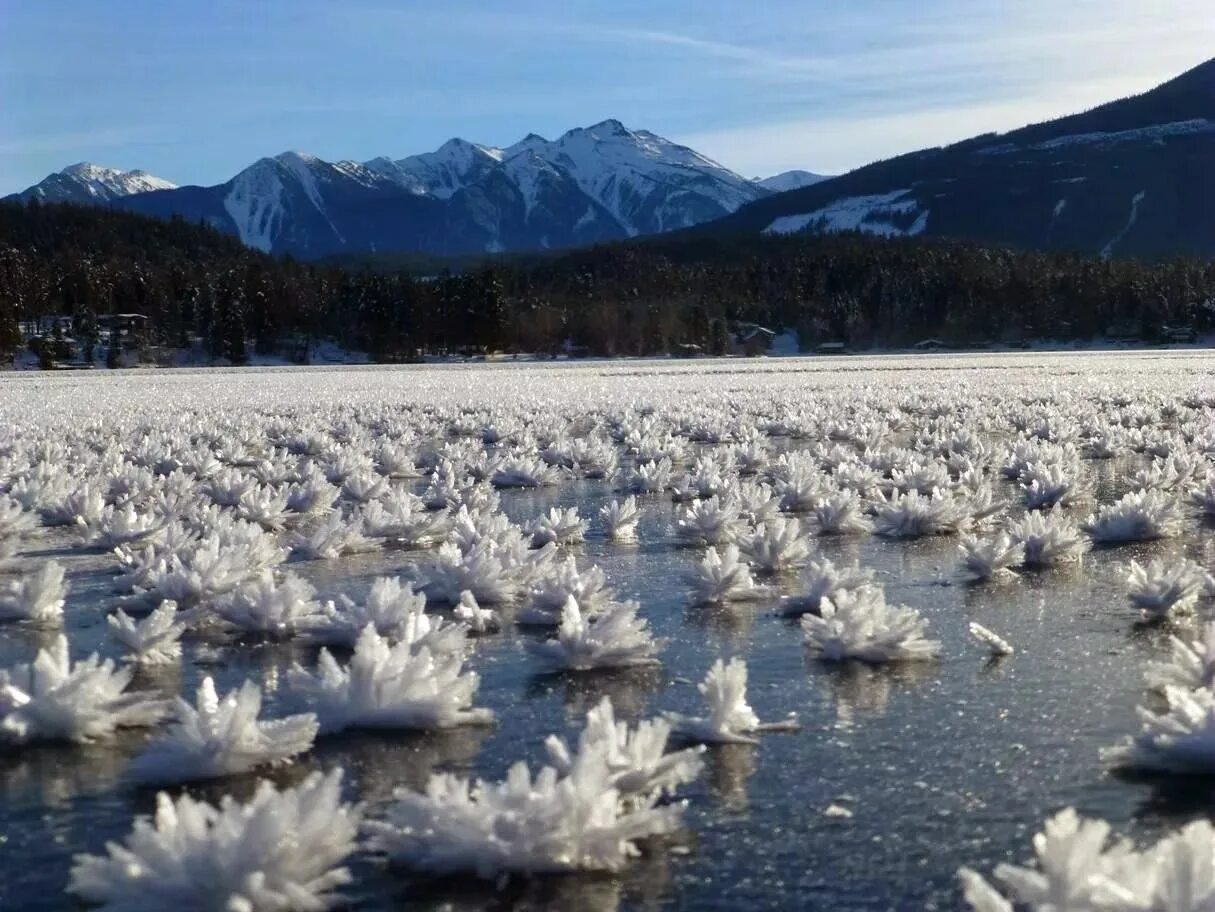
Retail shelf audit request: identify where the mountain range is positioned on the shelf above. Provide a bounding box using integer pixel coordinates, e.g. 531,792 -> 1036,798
714,57 -> 1215,260
8,57 -> 1215,261
6,121 -> 825,259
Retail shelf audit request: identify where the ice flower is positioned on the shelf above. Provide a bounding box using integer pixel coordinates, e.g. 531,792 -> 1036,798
600,496 -> 640,541
90,503 -> 166,549
674,496 -> 743,547
665,658 -> 799,744
1083,490 -> 1184,542
423,540 -> 523,605
214,571 -> 334,640
0,559 -> 68,625
521,557 -> 613,625
364,750 -> 687,877
69,769 -> 360,912
528,506 -> 586,547
957,808 -> 1152,912
0,634 -> 167,744
287,624 -> 492,735
802,587 -> 940,663
618,457 -> 673,495
688,544 -> 768,605
454,590 -> 500,633
491,454 -> 562,488
1147,622 -> 1215,691
360,494 -> 448,547
810,489 -> 873,535
128,677 -> 317,784
292,511 -> 378,560
106,603 -> 185,665
1006,509 -> 1089,567
873,489 -> 974,538
235,484 -> 292,530
958,533 -> 1025,582
739,516 -> 811,573
546,696 -> 704,801
1021,461 -> 1085,510
1126,557 -> 1205,622
1102,685 -> 1215,774
319,576 -> 440,647
778,557 -> 875,617
528,597 -> 662,671
968,622 -> 1014,656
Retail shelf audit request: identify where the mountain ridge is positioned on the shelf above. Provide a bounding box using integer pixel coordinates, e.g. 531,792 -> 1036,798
6,120 -> 806,259
709,57 -> 1215,259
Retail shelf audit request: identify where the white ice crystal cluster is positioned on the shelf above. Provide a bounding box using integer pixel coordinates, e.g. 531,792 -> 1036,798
961,808 -> 1215,912
128,677 -> 317,784
665,658 -> 799,744
365,695 -> 700,878
802,587 -> 940,663
69,769 -> 361,912
528,597 -> 663,671
0,634 -> 167,744
287,624 -> 491,734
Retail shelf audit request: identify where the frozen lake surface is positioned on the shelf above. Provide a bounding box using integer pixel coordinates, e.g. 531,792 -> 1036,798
2,351 -> 1215,911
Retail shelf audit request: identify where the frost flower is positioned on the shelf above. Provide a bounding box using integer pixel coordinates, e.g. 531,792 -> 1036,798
1102,685 -> 1215,774
778,558 -> 875,617
665,658 -> 799,744
739,516 -> 811,573
69,769 -> 360,912
1007,510 -> 1089,567
287,624 -> 492,734
688,545 -> 768,605
1083,490 -> 1183,542
1147,622 -> 1215,691
802,588 -> 940,663
546,696 -> 704,801
600,496 -> 640,541
365,752 -> 686,877
128,677 -> 317,784
0,559 -> 68,625
528,507 -> 586,547
958,533 -> 1024,582
0,634 -> 167,744
527,597 -> 662,671
106,603 -> 185,665
1126,558 -> 1205,622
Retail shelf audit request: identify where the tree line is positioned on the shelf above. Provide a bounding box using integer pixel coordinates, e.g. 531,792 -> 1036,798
1,199 -> 1213,365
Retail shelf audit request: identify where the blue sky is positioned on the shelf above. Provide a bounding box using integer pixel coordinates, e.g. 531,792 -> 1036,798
2,0 -> 1213,192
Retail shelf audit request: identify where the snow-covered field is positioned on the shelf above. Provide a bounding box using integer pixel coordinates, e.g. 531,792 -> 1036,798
3,350 -> 1215,910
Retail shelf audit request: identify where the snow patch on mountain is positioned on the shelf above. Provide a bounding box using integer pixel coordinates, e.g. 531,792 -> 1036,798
763,190 -> 925,238
11,163 -> 178,204
223,161 -> 285,252
1101,191 -> 1146,260
391,139 -> 503,199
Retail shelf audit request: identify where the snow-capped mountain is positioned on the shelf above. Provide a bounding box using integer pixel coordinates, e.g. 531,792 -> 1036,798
755,170 -> 830,193
6,121 -> 810,259
11,163 -> 177,204
717,57 -> 1215,259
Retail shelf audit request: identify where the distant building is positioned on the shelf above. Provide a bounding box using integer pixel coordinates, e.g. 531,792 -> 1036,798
913,338 -> 945,351
731,323 -> 776,356
1164,324 -> 1197,343
816,341 -> 848,355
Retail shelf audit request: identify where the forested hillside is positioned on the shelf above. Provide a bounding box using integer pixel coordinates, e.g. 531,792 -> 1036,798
1,200 -> 1213,365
